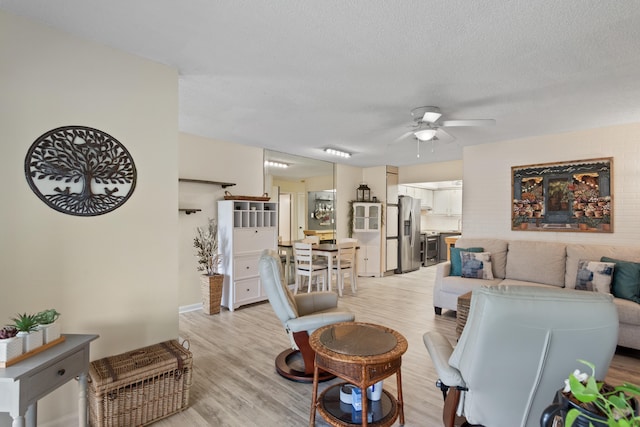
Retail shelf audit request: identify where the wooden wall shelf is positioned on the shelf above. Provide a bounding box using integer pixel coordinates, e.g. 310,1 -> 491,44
178,178 -> 236,188
179,208 -> 202,215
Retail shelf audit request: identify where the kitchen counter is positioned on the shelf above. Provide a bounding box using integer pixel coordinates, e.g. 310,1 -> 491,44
438,232 -> 461,262
303,229 -> 335,242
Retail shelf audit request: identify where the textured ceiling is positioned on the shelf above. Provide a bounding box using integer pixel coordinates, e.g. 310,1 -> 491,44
3,1 -> 640,168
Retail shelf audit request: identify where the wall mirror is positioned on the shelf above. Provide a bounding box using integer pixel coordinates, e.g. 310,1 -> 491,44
264,150 -> 336,242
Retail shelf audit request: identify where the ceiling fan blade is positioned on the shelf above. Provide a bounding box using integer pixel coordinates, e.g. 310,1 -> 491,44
393,130 -> 414,142
436,128 -> 455,142
440,119 -> 496,127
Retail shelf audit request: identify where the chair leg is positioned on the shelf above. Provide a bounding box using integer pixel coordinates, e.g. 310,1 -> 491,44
351,270 -> 357,294
443,387 -> 461,427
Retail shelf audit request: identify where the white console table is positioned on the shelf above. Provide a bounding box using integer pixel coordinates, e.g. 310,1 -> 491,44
0,334 -> 98,427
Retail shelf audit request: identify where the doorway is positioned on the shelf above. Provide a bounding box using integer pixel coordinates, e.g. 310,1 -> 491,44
279,193 -> 292,242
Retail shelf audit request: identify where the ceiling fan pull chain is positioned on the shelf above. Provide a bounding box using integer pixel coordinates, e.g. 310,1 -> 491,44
416,139 -> 420,158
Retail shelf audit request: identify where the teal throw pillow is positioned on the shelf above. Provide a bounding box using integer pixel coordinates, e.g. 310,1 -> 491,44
601,256 -> 640,303
450,247 -> 484,276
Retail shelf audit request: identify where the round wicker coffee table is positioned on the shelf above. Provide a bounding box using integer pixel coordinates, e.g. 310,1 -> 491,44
308,322 -> 408,427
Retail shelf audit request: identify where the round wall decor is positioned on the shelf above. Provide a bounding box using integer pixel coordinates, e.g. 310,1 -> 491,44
24,126 -> 137,216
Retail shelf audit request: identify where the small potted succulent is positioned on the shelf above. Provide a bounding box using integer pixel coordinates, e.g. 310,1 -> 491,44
35,309 -> 61,344
11,313 -> 43,353
0,326 -> 22,363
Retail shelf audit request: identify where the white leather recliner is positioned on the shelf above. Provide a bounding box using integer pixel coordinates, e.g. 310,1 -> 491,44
423,285 -> 619,427
259,249 -> 355,382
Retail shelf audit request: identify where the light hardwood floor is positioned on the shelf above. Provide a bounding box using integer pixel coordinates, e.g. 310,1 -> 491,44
156,265 -> 640,427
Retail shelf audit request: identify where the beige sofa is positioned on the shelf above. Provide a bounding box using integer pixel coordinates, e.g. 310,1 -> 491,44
434,237 -> 640,350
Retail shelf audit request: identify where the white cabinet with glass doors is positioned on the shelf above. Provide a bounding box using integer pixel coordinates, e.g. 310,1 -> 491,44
352,202 -> 382,277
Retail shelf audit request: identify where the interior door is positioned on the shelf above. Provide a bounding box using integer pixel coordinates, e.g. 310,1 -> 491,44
278,193 -> 291,242
296,192 -> 306,240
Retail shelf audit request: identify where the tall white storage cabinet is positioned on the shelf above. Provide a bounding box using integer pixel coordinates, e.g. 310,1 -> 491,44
218,200 -> 278,311
352,202 -> 382,277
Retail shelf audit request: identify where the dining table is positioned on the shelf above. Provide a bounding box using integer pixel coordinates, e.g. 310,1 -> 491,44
278,241 -> 358,293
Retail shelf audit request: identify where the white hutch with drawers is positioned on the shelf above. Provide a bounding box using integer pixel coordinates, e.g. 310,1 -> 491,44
218,200 -> 278,311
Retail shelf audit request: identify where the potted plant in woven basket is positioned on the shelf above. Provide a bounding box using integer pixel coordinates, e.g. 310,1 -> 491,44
541,360 -> 640,427
11,313 -> 43,353
0,326 -> 22,363
194,218 -> 224,315
35,308 -> 61,344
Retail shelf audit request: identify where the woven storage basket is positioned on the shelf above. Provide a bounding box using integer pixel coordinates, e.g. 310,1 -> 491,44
89,340 -> 192,427
201,274 -> 224,315
456,292 -> 472,336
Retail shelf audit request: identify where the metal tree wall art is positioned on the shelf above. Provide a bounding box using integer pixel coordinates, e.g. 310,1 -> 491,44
24,126 -> 137,216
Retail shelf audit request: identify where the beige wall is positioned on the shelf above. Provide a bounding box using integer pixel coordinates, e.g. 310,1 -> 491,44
399,159 -> 463,183
335,164 -> 363,239
462,122 -> 640,244
305,174 -> 334,192
0,11 -> 178,426
178,133 -> 264,308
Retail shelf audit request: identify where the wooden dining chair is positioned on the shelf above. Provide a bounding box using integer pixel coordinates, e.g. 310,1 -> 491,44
293,242 -> 328,293
302,236 -> 320,245
332,239 -> 357,296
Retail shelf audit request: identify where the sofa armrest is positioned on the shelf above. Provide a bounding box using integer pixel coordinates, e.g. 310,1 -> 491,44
436,261 -> 452,278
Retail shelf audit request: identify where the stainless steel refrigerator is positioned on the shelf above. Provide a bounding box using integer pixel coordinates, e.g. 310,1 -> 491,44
397,195 -> 422,273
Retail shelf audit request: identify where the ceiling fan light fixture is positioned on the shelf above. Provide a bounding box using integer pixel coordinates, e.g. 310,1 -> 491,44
414,129 -> 437,141
324,148 -> 351,158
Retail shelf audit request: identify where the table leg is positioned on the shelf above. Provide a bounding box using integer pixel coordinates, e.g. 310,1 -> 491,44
326,253 -> 334,294
309,361 -> 319,427
10,414 -> 25,427
396,369 -> 405,426
361,386 -> 368,427
24,402 -> 36,427
79,372 -> 88,426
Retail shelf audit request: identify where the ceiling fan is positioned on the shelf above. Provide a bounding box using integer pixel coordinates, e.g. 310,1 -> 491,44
395,106 -> 496,143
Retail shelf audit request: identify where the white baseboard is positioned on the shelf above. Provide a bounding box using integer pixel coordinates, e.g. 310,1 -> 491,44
38,413 -> 76,427
179,303 -> 203,314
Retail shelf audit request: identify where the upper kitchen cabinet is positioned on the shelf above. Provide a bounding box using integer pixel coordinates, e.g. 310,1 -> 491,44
418,188 -> 433,209
433,188 -> 462,216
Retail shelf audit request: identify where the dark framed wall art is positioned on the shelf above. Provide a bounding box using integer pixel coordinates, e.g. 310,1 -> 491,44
511,157 -> 612,232
25,126 -> 137,216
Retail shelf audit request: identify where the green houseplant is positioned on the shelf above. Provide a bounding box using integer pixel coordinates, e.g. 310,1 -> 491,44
194,218 -> 224,315
35,309 -> 61,344
11,313 -> 43,353
35,308 -> 60,325
542,360 -> 640,427
12,313 -> 39,333
565,360 -> 639,426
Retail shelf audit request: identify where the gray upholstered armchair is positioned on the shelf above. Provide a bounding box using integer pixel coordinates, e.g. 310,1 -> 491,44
423,285 -> 619,427
259,249 -> 355,382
